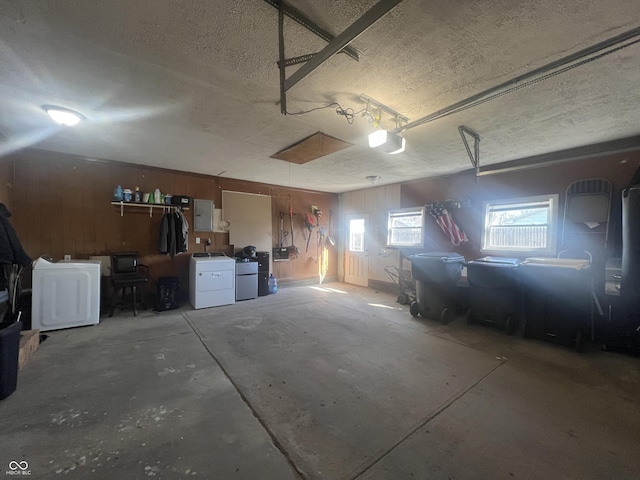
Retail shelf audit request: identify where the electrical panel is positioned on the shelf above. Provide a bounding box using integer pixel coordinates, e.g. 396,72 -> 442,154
194,199 -> 214,232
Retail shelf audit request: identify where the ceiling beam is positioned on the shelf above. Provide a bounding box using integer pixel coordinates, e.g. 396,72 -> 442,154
263,0 -> 359,62
283,0 -> 403,92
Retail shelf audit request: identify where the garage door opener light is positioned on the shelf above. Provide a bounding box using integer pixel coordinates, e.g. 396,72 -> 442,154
368,129 -> 406,154
361,94 -> 407,154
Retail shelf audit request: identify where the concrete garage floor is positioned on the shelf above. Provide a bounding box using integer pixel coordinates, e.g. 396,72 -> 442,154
1,282 -> 639,479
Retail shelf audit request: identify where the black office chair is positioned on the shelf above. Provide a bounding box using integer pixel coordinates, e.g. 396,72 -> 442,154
109,252 -> 149,317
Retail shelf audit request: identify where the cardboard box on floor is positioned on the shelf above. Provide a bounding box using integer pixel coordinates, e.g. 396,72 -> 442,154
19,330 -> 39,369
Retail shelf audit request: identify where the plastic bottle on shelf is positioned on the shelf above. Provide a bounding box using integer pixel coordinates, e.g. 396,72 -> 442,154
134,187 -> 141,203
268,274 -> 278,294
113,185 -> 123,201
154,188 -> 161,204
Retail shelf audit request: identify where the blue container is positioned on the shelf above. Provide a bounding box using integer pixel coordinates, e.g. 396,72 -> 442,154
113,185 -> 123,201
268,274 -> 278,294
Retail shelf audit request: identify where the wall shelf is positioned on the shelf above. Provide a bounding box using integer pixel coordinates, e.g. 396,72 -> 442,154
111,201 -> 189,218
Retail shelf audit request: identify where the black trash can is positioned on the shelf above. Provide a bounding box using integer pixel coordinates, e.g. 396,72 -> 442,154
597,258 -> 640,352
409,252 -> 465,324
155,276 -> 180,312
0,321 -> 22,401
520,258 -> 592,350
466,257 -> 521,334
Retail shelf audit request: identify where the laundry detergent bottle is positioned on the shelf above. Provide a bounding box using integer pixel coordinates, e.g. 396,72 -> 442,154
113,185 -> 123,201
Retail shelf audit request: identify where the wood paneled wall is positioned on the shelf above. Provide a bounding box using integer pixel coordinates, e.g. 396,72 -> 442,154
341,184 -> 401,282
3,149 -> 338,289
401,151 -> 640,267
269,186 -> 339,283
6,146 -> 637,292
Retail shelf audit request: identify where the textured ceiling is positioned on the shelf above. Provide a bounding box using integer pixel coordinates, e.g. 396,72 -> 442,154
1,0 -> 639,192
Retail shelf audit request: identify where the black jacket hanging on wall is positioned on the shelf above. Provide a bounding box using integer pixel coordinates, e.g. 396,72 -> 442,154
0,203 -> 31,290
158,210 -> 189,258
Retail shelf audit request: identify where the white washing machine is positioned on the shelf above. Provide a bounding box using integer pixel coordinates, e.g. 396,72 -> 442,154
189,254 -> 236,309
32,257 -> 101,331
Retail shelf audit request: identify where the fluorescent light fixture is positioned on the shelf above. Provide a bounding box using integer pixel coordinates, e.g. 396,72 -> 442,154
43,106 -> 84,126
368,129 -> 405,154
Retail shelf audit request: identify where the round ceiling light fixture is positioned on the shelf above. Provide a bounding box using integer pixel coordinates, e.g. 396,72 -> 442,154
366,175 -> 381,184
43,105 -> 85,126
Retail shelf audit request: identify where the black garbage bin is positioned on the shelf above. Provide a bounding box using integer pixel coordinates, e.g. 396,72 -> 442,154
466,257 -> 521,334
520,257 -> 592,350
409,252 -> 465,324
0,321 -> 22,401
155,276 -> 180,312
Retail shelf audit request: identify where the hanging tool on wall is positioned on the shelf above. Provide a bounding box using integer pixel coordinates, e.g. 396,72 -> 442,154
318,225 -> 328,283
327,209 -> 336,247
279,212 -> 286,247
304,211 -> 316,253
312,206 -> 322,225
273,211 -> 291,261
288,204 -> 299,258
311,205 -> 323,255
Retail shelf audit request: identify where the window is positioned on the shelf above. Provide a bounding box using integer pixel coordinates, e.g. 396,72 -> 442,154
349,218 -> 365,252
387,207 -> 425,248
482,194 -> 559,255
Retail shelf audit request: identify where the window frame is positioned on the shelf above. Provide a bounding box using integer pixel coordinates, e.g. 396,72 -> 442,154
386,206 -> 426,249
481,194 -> 559,256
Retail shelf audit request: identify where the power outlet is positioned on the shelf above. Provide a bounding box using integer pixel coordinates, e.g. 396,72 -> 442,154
195,237 -> 201,244
64,254 -> 71,261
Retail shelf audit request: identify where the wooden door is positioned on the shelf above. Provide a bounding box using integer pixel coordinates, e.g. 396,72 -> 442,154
344,214 -> 369,287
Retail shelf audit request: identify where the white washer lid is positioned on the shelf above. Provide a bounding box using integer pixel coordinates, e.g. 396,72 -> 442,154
33,257 -> 101,270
